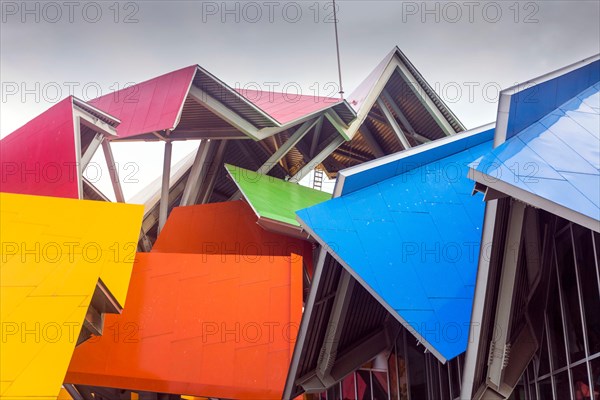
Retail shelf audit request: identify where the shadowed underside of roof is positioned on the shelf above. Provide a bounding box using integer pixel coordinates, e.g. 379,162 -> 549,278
285,253 -> 394,399
347,47 -> 465,134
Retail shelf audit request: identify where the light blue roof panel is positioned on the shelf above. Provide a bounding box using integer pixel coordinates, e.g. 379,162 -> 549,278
297,130 -> 493,362
473,84 -> 600,229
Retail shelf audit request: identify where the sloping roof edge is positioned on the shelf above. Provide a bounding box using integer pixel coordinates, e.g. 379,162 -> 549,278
334,122 -> 496,197
344,47 -> 466,140
493,53 -> 599,146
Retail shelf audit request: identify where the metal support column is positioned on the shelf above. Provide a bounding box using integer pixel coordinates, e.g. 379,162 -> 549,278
158,140 -> 173,233
101,140 -> 125,203
376,97 -> 411,150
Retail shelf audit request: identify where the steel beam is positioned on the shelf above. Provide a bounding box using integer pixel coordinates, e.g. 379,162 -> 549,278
73,115 -> 84,198
309,116 -> 325,157
72,386 -> 95,400
80,132 -> 104,169
199,140 -> 228,204
376,97 -> 411,150
74,109 -> 118,137
284,248 -> 329,398
63,384 -> 85,400
317,269 -> 355,385
394,65 -> 456,136
381,89 -> 416,134
171,127 -> 244,136
487,200 -> 526,390
101,140 -> 125,203
300,327 -> 394,393
329,326 -> 395,382
256,118 -> 319,175
274,135 -> 289,171
381,89 -> 431,143
188,85 -> 259,139
367,111 -> 389,126
179,140 -> 213,206
289,135 -> 345,183
158,141 -> 173,233
460,200 -> 499,400
324,111 -> 349,139
139,229 -> 153,252
358,123 -> 385,157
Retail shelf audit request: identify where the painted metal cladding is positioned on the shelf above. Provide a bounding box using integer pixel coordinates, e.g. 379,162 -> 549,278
475,83 -> 600,223
65,202 -> 305,399
88,66 -> 197,139
0,193 -> 143,399
226,164 -> 331,227
296,131 -> 494,361
505,59 -> 599,141
152,200 -> 314,260
0,97 -> 79,198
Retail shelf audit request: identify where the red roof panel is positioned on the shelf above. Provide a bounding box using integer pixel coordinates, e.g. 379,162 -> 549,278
237,88 -> 341,125
0,97 -> 79,198
88,65 -> 196,139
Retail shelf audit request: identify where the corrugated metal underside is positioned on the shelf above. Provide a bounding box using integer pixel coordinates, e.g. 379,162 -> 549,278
142,118 -> 343,242
384,71 -> 453,140
326,68 -> 466,175
395,51 -> 465,133
332,102 -> 358,126
193,70 -> 276,129
207,121 -> 343,201
76,103 -> 120,127
176,96 -> 238,130
290,254 -> 390,398
79,125 -> 100,154
82,179 -> 110,202
328,107 -> 419,174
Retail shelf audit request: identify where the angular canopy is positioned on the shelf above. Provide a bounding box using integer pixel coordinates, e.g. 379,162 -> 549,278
66,201 -> 307,399
296,125 -> 495,362
226,164 -> 331,232
471,56 -> 600,232
0,193 -> 143,399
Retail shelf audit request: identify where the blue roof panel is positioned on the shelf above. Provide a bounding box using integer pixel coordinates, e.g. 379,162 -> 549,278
505,59 -> 600,140
474,84 -> 600,224
340,126 -> 495,196
297,131 -> 493,361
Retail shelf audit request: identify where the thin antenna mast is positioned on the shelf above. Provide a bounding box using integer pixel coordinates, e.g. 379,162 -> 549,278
332,0 -> 344,99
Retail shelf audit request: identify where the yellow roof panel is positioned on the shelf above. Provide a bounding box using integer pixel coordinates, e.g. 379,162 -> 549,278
0,193 -> 143,399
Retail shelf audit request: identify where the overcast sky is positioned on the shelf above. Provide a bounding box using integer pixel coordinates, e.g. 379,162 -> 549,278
1,0 -> 599,197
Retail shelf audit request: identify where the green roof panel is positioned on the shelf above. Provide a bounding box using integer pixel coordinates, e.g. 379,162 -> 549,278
225,164 -> 331,227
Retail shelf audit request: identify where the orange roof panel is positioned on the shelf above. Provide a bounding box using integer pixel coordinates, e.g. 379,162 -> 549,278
153,200 -> 313,261
66,201 -> 306,399
66,251 -> 303,399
